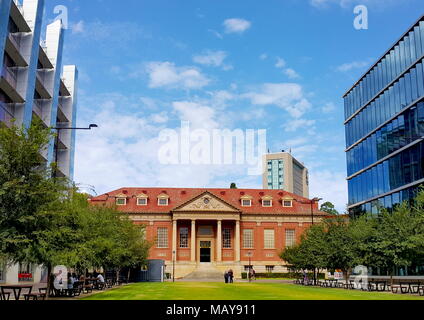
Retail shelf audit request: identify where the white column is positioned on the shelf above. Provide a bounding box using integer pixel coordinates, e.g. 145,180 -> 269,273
235,220 -> 240,262
191,220 -> 196,262
217,220 -> 222,262
172,220 -> 177,257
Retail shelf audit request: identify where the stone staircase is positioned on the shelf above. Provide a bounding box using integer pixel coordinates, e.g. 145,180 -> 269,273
182,263 -> 224,281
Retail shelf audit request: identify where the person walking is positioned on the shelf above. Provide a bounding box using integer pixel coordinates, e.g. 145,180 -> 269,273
224,271 -> 228,283
228,269 -> 234,283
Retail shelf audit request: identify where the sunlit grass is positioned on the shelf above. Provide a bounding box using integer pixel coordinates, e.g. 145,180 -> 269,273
81,282 -> 424,300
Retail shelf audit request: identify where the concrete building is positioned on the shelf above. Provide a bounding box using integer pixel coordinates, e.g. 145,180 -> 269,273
344,14 -> 424,217
0,0 -> 78,284
90,188 -> 325,279
262,152 -> 309,198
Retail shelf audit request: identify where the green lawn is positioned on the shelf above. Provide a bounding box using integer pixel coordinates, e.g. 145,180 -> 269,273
81,282 -> 424,300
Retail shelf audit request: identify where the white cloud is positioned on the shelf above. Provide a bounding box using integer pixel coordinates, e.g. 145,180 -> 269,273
71,20 -> 84,34
259,53 -> 268,60
149,112 -> 169,124
284,119 -> 316,132
193,50 -> 232,70
242,83 -> 312,118
223,18 -> 251,34
172,101 -> 219,130
275,57 -> 286,69
322,102 -> 336,113
309,170 -> 348,213
336,60 -> 371,72
284,68 -> 301,79
146,61 -> 210,89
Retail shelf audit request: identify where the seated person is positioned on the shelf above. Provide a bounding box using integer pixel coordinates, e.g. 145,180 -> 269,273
97,273 -> 105,283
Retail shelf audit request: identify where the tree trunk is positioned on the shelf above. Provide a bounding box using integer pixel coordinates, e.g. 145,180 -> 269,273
127,268 -> 131,283
46,264 -> 52,299
343,269 -> 349,286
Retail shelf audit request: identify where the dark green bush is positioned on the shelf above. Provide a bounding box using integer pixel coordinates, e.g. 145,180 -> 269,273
240,272 -> 325,279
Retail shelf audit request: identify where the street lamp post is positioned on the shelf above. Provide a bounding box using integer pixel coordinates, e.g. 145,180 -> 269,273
52,124 -> 98,178
172,250 -> 176,282
247,251 -> 252,282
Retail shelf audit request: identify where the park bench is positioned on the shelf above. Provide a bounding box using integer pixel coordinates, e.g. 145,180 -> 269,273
83,283 -> 93,294
23,292 -> 46,300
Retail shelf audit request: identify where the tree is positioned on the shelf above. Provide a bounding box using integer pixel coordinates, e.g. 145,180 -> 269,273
280,223 -> 328,284
323,217 -> 359,285
319,201 -> 339,215
230,183 -> 237,189
0,121 -> 151,297
0,120 -> 69,296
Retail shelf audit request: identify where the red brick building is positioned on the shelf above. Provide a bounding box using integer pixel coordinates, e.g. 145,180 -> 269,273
90,187 -> 326,278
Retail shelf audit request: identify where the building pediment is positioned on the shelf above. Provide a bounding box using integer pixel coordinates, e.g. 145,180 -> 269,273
172,191 -> 240,213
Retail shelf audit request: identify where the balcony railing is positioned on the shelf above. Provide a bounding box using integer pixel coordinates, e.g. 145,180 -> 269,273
1,66 -> 18,87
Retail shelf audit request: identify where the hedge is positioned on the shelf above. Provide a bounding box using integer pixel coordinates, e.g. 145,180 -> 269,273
240,272 -> 325,279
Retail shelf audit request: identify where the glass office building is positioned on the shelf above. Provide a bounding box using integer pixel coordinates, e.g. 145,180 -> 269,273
344,15 -> 424,217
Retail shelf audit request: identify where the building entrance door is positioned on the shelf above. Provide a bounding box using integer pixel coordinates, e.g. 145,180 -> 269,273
199,241 -> 211,262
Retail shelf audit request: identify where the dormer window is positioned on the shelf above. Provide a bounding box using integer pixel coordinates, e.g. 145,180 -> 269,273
261,195 -> 273,207
137,198 -> 147,206
136,193 -> 148,206
115,193 -> 127,206
240,194 -> 253,207
116,198 -> 126,206
283,200 -> 293,207
282,196 -> 294,207
242,199 -> 251,207
262,200 -> 272,207
157,193 -> 169,206
158,198 -> 168,206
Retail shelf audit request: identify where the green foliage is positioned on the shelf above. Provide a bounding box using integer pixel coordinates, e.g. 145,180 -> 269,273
280,191 -> 424,277
240,272 -> 325,279
230,183 -> 237,189
0,120 -> 68,264
0,122 -> 151,276
319,201 -> 339,215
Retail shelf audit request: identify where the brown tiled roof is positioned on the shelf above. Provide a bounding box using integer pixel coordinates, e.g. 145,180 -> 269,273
90,187 -> 326,216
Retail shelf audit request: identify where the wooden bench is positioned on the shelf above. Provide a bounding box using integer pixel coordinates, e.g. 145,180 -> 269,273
23,293 -> 46,300
83,284 -> 93,293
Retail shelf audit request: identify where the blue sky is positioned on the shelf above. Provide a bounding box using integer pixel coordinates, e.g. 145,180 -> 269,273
41,0 -> 424,212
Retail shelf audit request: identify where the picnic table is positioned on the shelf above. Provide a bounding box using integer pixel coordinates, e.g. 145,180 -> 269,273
0,285 -> 33,300
392,282 -> 421,294
368,280 -> 388,292
324,279 -> 339,288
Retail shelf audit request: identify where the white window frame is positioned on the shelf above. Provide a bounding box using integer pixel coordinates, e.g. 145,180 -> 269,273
262,200 -> 272,207
137,198 -> 147,206
158,198 -> 169,206
285,229 -> 296,248
241,199 -> 252,207
116,198 -> 126,206
283,200 -> 293,207
156,227 -> 168,248
264,229 -> 275,249
242,229 -> 254,249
